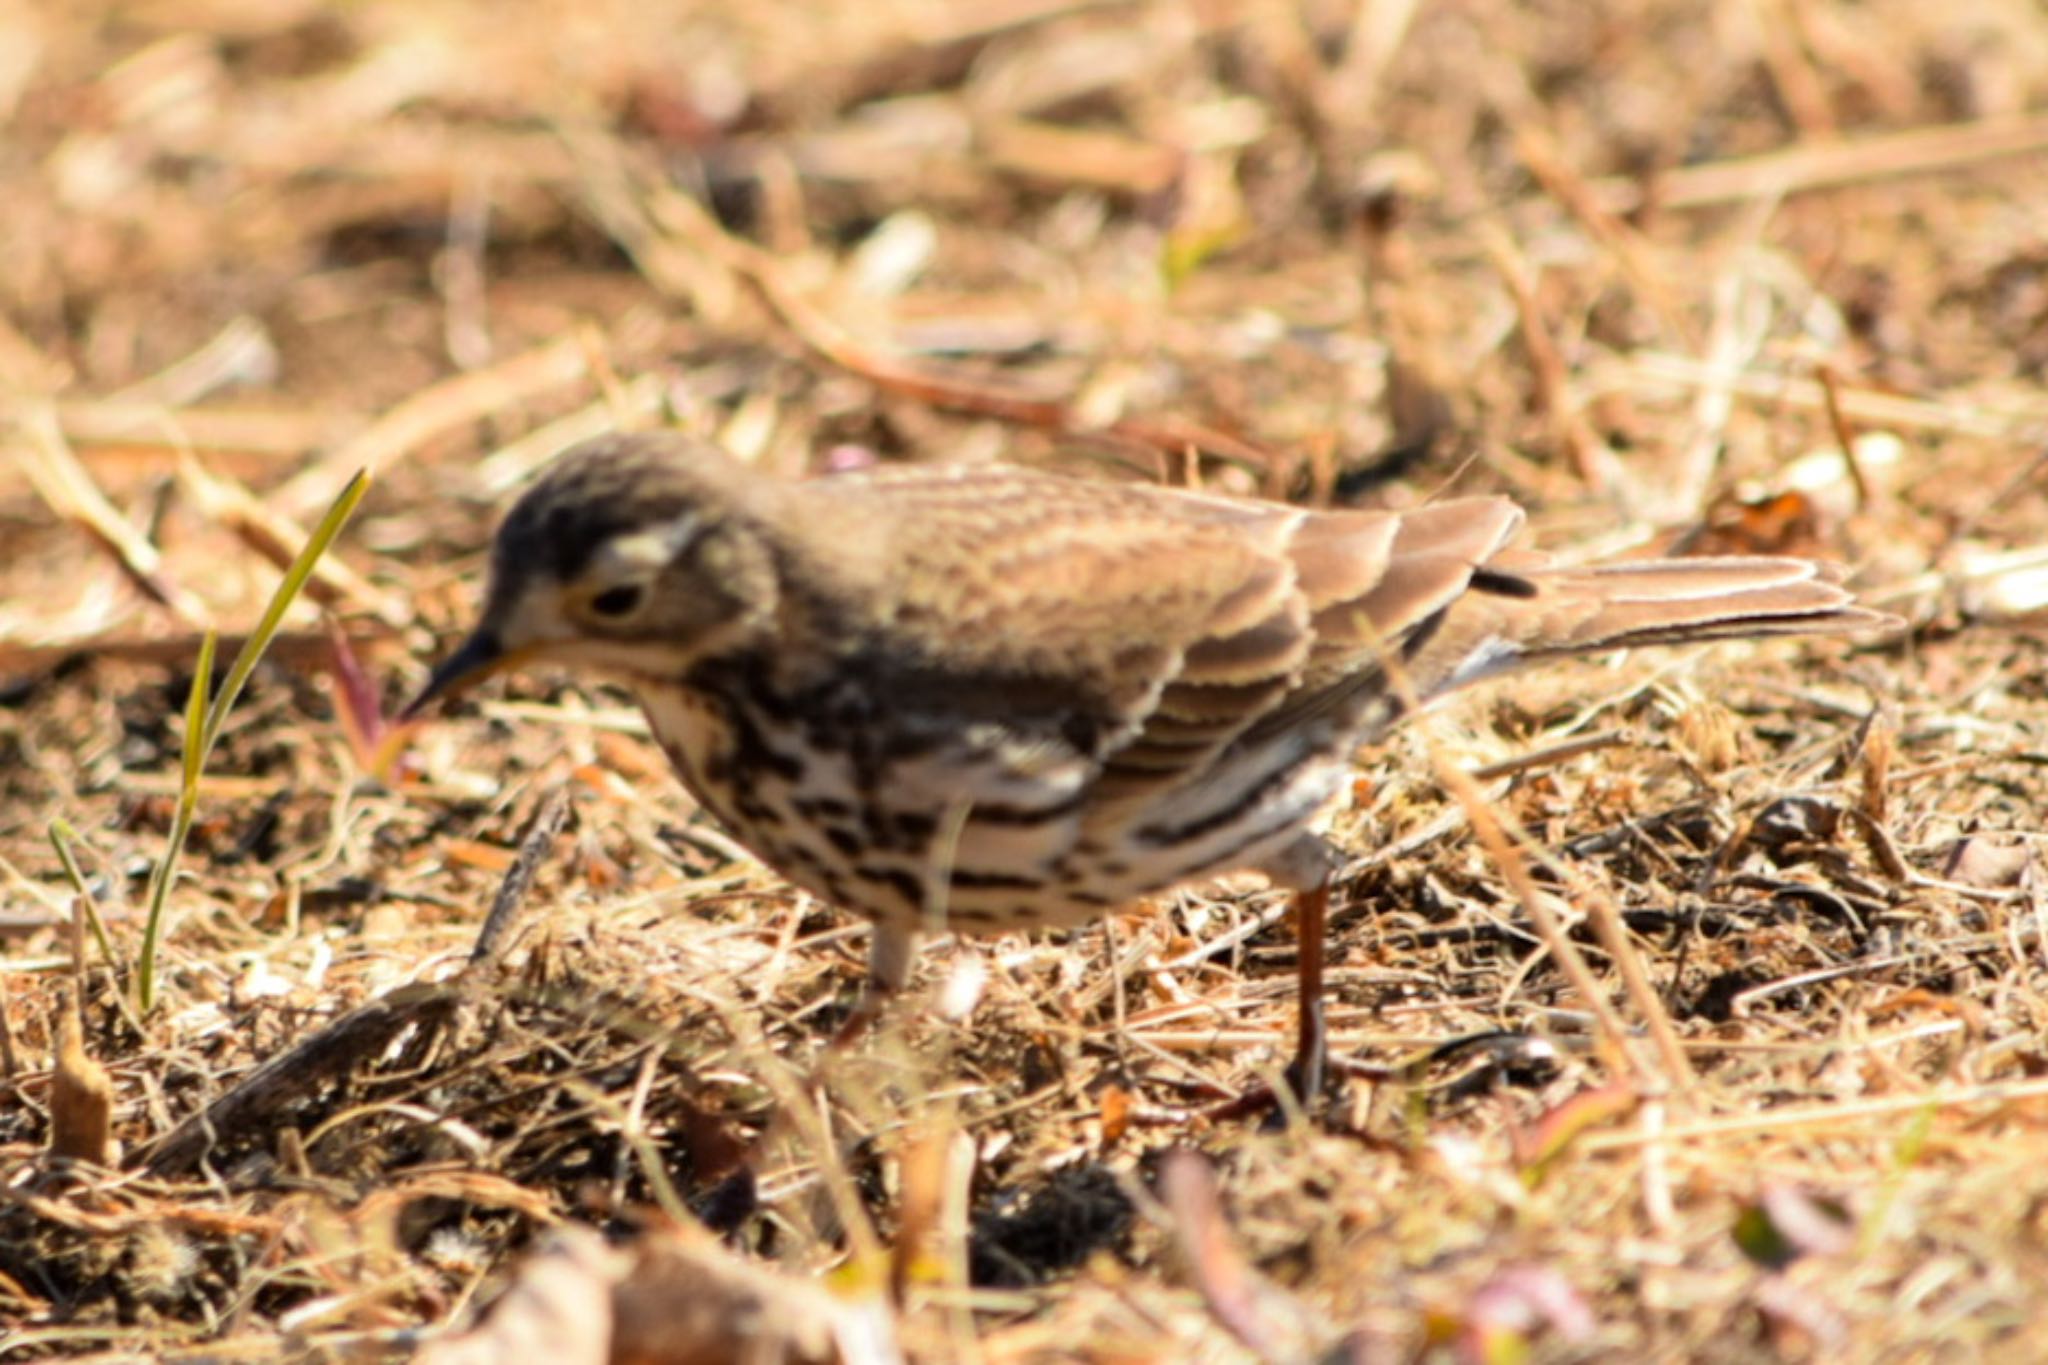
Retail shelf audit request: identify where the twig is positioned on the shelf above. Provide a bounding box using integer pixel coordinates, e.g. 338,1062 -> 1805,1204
0,973 -> 15,1083
1424,739 -> 1644,1083
1815,363 -> 1874,512
135,980 -> 468,1176
1582,890 -> 1696,1094
16,408 -> 207,625
1579,1076 -> 2048,1152
17,401 -> 348,459
1469,729 -> 1635,781
469,785 -> 574,968
1580,111 -> 2048,214
1598,351 -> 2036,439
100,315 -> 279,410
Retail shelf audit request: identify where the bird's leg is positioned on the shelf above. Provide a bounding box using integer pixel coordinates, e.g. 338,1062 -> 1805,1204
1259,833 -> 1342,1107
1185,837 -> 1342,1123
1286,877 -> 1330,1103
832,918 -> 916,1048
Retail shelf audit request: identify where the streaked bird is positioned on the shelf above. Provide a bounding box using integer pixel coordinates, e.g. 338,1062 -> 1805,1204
408,433 -> 1888,1099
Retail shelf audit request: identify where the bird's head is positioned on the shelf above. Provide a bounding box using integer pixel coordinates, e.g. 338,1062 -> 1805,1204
405,433 -> 784,718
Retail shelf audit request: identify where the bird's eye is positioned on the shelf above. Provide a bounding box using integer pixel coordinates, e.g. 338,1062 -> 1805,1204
587,584 -> 645,619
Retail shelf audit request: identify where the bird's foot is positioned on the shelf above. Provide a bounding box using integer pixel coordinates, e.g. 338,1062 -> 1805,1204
1191,1041 -> 1384,1126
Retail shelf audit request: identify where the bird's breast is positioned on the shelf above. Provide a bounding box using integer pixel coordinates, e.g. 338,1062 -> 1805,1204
635,678 -> 1119,931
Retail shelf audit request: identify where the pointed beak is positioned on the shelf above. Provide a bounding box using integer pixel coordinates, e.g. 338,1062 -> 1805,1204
401,628 -> 525,722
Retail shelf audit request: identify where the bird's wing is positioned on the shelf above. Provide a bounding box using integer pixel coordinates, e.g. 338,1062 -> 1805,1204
802,465 -> 1524,793
799,463 -> 1880,848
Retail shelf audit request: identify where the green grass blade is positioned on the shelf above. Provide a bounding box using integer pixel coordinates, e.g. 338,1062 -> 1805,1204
48,818 -> 121,975
181,629 -> 215,791
134,470 -> 371,1013
137,628 -> 214,1013
198,469 -> 372,765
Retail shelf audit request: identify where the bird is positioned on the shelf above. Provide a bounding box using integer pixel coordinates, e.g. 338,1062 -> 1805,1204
406,431 -> 1889,1101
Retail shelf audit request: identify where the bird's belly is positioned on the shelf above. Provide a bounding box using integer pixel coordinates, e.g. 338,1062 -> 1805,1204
1116,742 -> 1351,890
637,685 -> 1098,932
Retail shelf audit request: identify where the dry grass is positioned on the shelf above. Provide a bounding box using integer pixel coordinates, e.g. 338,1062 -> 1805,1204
4,1 -> 2048,1360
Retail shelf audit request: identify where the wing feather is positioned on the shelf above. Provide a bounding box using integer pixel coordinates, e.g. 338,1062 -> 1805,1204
797,473 -> 1532,789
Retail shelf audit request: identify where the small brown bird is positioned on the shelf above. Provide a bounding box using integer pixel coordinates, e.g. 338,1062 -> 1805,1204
409,433 -> 1886,1098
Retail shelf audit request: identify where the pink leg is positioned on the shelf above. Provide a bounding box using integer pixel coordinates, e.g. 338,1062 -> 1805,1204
1287,880 -> 1329,1102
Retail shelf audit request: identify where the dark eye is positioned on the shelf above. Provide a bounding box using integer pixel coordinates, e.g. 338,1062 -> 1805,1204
588,584 -> 645,619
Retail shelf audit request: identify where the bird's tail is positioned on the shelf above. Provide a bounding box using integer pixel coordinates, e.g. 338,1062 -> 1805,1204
1497,554 -> 1894,658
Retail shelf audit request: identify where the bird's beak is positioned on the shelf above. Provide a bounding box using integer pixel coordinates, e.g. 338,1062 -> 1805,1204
401,629 -> 530,722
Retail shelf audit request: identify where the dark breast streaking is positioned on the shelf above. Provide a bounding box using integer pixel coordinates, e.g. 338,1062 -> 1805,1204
635,650 -> 1362,935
